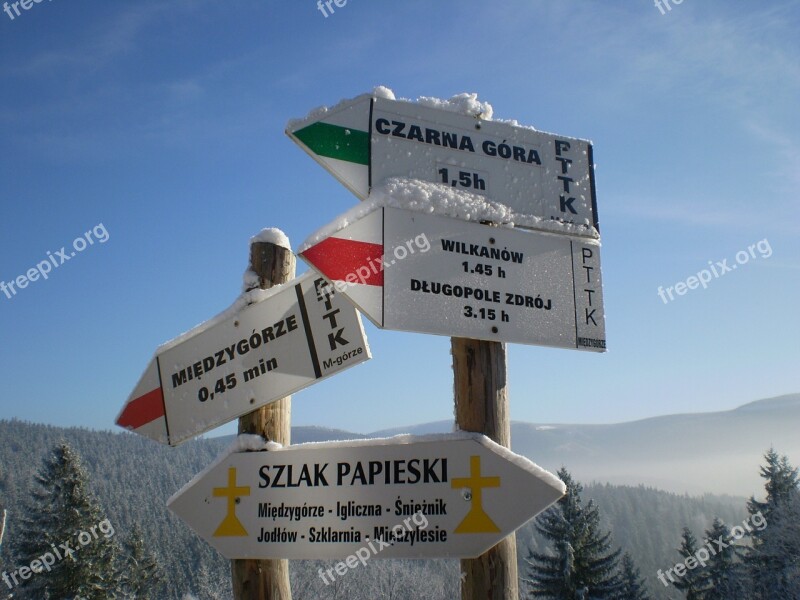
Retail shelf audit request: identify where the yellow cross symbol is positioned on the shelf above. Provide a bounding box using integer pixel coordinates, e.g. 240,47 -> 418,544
451,455 -> 501,534
213,467 -> 250,537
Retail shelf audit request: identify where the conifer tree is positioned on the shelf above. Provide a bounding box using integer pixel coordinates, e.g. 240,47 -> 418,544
760,490 -> 800,597
118,523 -> 165,598
15,442 -> 119,599
617,552 -> 651,600
194,560 -> 231,600
670,528 -> 707,600
747,448 -> 799,523
746,448 -> 800,600
702,518 -> 746,600
525,468 -> 622,599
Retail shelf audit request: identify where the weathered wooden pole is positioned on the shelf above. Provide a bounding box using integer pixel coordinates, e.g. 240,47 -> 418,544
232,232 -> 294,600
452,337 -> 518,600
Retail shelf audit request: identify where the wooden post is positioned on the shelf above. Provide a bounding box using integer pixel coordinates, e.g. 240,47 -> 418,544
452,337 -> 518,600
231,237 -> 294,600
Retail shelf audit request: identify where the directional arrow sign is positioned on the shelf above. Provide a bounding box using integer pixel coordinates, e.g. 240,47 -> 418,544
167,433 -> 565,560
287,93 -> 599,237
300,206 -> 606,351
116,272 -> 371,446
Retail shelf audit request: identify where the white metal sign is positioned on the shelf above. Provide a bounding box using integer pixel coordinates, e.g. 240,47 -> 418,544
167,433 -> 565,560
116,272 -> 371,446
287,93 -> 599,237
301,207 -> 606,351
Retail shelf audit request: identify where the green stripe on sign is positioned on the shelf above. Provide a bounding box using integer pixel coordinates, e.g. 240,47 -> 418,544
293,122 -> 369,166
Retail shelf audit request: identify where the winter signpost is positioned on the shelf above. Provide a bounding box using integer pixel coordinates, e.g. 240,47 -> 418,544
300,205 -> 605,350
117,271 -> 371,447
168,433 -> 566,560
285,88 -> 605,600
146,88 -> 605,600
118,232 -> 375,598
285,90 -> 599,238
288,88 -> 606,351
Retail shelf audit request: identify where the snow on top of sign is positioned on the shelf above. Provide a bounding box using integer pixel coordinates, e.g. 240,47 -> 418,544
241,269 -> 261,292
168,434 -> 277,506
286,103 -> 333,131
285,89 -> 603,148
415,92 -> 493,120
250,227 -> 291,249
492,117 -> 538,131
372,85 -> 396,100
379,178 -> 598,237
273,431 -> 463,450
288,87 -> 499,131
285,91 -> 373,131
370,87 -> 494,120
233,433 -> 274,453
377,178 -> 514,226
473,433 -> 566,494
299,177 -> 599,251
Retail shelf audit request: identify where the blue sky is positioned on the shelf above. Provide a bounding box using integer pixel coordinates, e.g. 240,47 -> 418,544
1,0 -> 798,438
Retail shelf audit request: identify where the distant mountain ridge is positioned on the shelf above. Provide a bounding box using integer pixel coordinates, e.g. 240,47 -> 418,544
364,393 -> 800,496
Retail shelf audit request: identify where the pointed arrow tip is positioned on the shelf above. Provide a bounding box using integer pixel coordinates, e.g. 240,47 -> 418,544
116,388 -> 165,429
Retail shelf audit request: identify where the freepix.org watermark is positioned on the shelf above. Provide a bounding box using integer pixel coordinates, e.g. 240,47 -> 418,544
3,0 -> 54,22
317,511 -> 429,586
654,0 -> 687,15
656,512 -> 767,588
1,223 -> 110,301
329,232 -> 431,294
316,0 -> 349,18
2,518 -> 115,591
657,238 -> 772,305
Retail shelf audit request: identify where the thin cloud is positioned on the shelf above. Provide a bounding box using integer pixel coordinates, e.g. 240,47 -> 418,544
608,195 -> 800,235
745,119 -> 800,190
6,0 -> 219,77
585,3 -> 800,119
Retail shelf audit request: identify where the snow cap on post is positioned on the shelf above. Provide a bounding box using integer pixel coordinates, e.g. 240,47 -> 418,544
250,227 -> 291,250
243,228 -> 292,294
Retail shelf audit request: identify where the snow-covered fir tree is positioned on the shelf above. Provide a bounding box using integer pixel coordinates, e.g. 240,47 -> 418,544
118,523 -> 165,598
670,527 -> 708,599
193,561 -> 232,600
746,448 -> 800,600
760,490 -> 800,597
524,468 -> 623,599
14,442 -> 119,599
617,552 -> 651,600
701,518 -> 746,600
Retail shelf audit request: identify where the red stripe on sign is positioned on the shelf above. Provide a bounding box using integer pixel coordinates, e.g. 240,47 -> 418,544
116,388 -> 165,430
302,237 -> 384,287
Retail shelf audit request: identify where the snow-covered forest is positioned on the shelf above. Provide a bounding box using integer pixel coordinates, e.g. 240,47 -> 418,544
1,420 -> 796,599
